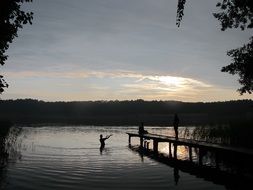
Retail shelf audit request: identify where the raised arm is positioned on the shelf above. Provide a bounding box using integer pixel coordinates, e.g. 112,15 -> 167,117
106,134 -> 113,139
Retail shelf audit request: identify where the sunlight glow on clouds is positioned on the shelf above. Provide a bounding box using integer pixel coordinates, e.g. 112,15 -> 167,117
3,69 -> 216,101
137,75 -> 211,91
5,69 -> 211,90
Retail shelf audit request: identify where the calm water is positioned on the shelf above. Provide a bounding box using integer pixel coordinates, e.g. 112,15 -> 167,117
1,126 -> 226,190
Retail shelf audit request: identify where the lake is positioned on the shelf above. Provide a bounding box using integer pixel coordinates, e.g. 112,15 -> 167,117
1,126 -> 230,189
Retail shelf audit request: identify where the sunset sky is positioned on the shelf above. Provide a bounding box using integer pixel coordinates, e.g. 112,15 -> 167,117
2,0 -> 252,102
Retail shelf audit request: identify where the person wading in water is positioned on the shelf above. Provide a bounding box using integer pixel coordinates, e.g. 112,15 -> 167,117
99,134 -> 112,150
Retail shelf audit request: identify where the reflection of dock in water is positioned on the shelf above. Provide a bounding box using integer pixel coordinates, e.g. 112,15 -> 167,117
129,145 -> 252,189
127,132 -> 253,187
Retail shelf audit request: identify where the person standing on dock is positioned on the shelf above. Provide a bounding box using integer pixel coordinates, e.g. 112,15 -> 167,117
138,122 -> 148,135
173,114 -> 179,140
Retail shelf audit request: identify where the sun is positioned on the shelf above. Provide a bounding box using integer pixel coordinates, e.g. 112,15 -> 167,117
157,76 -> 185,87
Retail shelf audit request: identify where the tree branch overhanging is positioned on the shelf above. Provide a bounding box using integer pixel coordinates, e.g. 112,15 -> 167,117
0,0 -> 33,94
176,0 -> 253,94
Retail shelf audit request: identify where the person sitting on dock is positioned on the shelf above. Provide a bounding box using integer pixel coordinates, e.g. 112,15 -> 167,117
138,122 -> 148,135
173,114 -> 179,140
99,134 -> 112,150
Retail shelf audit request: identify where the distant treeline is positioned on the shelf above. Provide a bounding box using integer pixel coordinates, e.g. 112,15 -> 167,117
0,99 -> 252,126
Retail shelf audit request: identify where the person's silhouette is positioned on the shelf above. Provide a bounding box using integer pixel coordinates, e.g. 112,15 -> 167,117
173,114 -> 179,140
99,134 -> 112,150
138,122 -> 148,135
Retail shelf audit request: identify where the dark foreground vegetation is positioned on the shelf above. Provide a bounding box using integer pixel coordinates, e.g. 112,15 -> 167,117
0,99 -> 252,126
0,121 -> 21,168
182,120 -> 253,148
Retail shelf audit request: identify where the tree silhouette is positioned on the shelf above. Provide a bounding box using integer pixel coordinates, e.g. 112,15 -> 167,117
0,0 -> 33,94
222,37 -> 253,94
176,0 -> 253,94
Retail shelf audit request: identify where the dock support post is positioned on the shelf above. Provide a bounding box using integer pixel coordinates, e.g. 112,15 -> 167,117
169,142 -> 172,158
128,135 -> 131,146
140,136 -> 144,148
153,140 -> 158,154
189,146 -> 192,162
144,141 -> 147,149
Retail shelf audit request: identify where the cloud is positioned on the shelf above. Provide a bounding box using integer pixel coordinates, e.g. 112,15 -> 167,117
3,69 -> 252,101
5,69 -> 210,84
136,75 -> 211,89
4,69 -> 212,96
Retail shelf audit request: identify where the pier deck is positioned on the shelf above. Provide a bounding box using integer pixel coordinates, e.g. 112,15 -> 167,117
127,132 -> 253,167
127,132 -> 253,156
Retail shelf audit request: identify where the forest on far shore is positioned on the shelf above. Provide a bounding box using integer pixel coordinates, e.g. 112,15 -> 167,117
0,99 -> 252,126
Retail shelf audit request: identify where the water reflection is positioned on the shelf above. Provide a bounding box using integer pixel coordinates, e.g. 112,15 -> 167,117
173,167 -> 180,185
130,145 -> 253,190
99,147 -> 110,155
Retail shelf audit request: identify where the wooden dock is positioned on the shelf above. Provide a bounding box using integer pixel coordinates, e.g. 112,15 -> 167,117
127,132 -> 253,167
